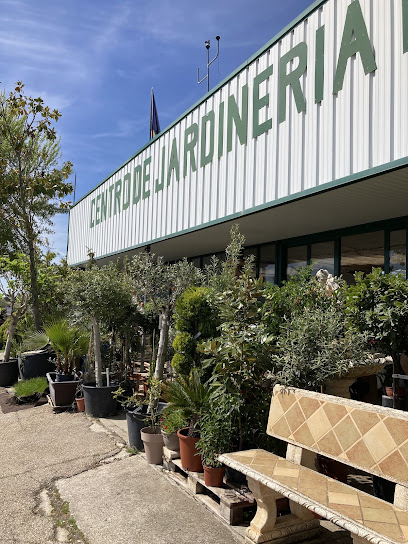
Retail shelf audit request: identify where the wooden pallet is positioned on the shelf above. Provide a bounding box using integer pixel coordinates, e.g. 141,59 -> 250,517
47,394 -> 73,412
162,447 -> 257,526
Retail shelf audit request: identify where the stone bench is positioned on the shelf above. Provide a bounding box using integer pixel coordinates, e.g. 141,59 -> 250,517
219,384 -> 408,544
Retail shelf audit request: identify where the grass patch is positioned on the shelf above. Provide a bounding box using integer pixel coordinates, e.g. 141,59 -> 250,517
126,446 -> 140,455
48,486 -> 89,544
13,377 -> 48,398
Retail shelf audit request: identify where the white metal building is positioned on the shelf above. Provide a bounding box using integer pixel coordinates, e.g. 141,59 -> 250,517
67,0 -> 408,283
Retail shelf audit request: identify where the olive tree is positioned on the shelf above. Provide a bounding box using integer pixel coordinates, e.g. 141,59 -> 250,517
66,263 -> 133,387
127,253 -> 202,380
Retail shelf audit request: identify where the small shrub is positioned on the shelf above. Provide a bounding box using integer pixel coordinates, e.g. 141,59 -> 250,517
160,409 -> 187,435
13,377 -> 48,398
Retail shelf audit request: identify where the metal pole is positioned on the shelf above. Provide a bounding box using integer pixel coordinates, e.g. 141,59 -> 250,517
198,36 -> 220,93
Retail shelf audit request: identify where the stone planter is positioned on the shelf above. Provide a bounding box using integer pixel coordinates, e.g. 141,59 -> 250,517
325,359 -> 390,399
47,372 -> 79,407
0,359 -> 19,387
140,427 -> 164,464
83,384 -> 118,417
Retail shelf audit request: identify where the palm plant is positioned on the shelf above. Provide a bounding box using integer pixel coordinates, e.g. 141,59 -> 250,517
45,320 -> 89,375
163,369 -> 213,437
24,320 -> 89,375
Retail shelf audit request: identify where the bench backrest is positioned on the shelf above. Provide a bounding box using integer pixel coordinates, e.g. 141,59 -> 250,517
267,385 -> 408,485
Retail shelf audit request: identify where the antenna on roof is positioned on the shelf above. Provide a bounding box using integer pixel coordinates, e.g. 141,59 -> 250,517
198,36 -> 220,94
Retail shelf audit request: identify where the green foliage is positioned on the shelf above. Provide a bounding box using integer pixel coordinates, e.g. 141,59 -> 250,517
263,266 -> 339,337
66,263 -> 133,329
0,82 -> 73,329
270,306 -> 367,390
200,227 -> 275,450
113,377 -> 163,429
171,351 -> 194,377
163,369 -> 213,436
171,332 -> 194,376
172,286 -> 219,377
128,253 -> 203,314
160,409 -> 187,435
174,287 -> 219,338
343,268 -> 408,357
44,320 -> 89,374
197,395 -> 235,467
13,377 -> 48,398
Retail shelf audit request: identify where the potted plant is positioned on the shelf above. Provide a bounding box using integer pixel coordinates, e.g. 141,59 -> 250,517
160,409 -> 186,451
0,254 -> 31,386
197,396 -> 234,487
66,262 -> 134,417
75,382 -> 85,412
27,320 -> 89,408
113,379 -> 167,452
113,385 -> 149,450
164,369 -> 213,472
140,378 -> 165,464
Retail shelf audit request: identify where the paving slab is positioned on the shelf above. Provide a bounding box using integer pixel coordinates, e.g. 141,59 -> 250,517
57,454 -> 242,544
0,398 -> 120,544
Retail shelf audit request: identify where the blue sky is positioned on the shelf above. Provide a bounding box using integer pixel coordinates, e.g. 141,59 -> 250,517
0,0 -> 312,258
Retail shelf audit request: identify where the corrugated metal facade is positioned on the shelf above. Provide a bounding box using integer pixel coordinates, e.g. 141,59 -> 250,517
67,0 -> 408,265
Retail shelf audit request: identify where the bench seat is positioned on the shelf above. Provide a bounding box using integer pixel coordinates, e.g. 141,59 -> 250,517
220,449 -> 408,544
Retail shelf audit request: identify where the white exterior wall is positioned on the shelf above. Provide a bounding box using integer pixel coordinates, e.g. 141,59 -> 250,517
67,0 -> 408,265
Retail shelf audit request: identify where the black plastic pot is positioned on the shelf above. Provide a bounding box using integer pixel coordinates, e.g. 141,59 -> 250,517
126,406 -> 148,450
55,373 -> 75,382
22,351 -> 55,379
83,384 -> 118,417
0,359 -> 19,387
126,402 -> 168,450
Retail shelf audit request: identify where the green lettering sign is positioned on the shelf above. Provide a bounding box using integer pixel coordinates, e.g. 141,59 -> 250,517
95,194 -> 101,225
183,124 -> 198,177
333,0 -> 377,94
403,0 -> 408,53
133,165 -> 142,204
218,101 -> 224,159
90,199 -> 95,228
143,157 -> 151,200
101,190 -> 107,222
114,179 -> 122,215
201,111 -> 215,167
227,85 -> 248,153
167,138 -> 180,186
123,173 -> 131,211
279,42 -> 308,124
108,184 -> 115,218
253,64 -> 274,138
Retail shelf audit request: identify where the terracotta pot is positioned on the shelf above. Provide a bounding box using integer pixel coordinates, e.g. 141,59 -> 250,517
75,397 -> 85,412
177,428 -> 203,472
161,430 -> 180,451
204,465 -> 225,487
385,386 -> 394,398
140,427 -> 164,464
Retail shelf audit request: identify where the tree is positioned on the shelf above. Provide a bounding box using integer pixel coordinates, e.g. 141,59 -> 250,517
127,253 -> 202,380
66,263 -> 133,387
0,254 -> 31,361
0,82 -> 73,330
